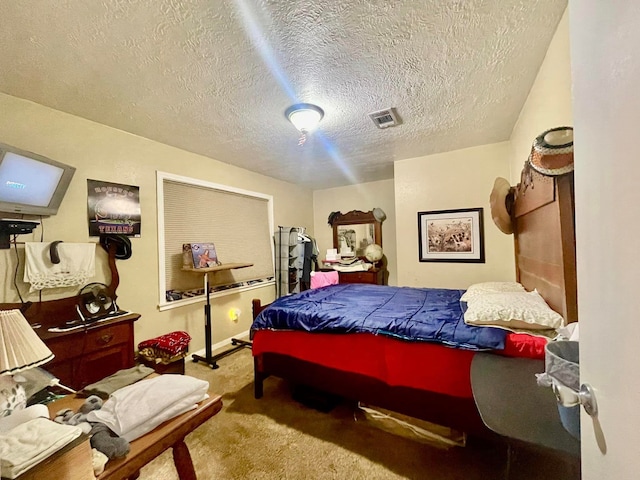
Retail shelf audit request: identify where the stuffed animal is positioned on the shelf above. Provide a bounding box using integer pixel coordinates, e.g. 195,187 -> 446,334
89,423 -> 130,459
54,395 -> 130,459
54,407 -> 91,434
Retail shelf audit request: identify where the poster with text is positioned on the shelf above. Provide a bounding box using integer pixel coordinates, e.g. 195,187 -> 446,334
87,179 -> 141,236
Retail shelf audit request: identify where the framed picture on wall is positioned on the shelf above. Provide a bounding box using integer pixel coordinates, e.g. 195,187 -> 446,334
87,179 -> 141,237
417,208 -> 485,263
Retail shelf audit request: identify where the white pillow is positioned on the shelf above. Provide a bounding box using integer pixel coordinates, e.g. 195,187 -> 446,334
460,281 -> 526,303
463,290 -> 565,330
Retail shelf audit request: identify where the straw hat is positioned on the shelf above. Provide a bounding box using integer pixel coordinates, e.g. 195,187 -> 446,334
489,177 -> 514,235
528,126 -> 574,176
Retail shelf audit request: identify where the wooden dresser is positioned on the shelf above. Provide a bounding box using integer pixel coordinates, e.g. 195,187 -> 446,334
0,296 -> 139,390
38,313 -> 139,390
0,241 -> 139,391
337,267 -> 386,285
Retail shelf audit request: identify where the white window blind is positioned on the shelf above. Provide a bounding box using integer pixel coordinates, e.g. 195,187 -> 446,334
157,172 -> 274,309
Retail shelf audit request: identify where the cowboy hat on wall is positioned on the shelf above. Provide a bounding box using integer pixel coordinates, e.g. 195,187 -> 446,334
489,177 -> 515,235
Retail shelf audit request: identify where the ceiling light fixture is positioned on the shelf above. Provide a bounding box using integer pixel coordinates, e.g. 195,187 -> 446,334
285,103 -> 324,145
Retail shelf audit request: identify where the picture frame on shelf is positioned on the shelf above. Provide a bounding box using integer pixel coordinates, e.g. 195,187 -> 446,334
418,208 -> 485,263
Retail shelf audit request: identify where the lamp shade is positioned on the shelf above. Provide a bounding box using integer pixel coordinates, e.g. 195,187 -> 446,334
0,309 -> 54,376
285,103 -> 324,133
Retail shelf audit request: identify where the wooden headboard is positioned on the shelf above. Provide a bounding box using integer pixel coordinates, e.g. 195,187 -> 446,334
512,165 -> 577,323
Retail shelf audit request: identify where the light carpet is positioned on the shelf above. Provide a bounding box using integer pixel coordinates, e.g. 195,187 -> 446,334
136,349 -> 573,480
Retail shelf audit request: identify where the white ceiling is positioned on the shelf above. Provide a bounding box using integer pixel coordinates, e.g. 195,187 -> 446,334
0,1 -> 566,190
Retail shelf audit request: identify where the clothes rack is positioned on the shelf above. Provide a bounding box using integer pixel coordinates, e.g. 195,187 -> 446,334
274,226 -> 316,298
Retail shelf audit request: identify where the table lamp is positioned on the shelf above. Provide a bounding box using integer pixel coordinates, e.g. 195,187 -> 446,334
0,309 -> 54,417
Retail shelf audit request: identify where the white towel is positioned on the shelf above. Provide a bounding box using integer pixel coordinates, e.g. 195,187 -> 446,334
24,242 -> 96,292
0,417 -> 82,478
87,374 -> 209,442
0,404 -> 49,434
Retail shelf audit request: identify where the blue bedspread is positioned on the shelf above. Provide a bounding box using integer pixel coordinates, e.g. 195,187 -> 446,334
251,284 -> 507,351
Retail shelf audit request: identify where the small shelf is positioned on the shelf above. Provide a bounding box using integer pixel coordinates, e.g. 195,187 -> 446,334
182,262 -> 253,273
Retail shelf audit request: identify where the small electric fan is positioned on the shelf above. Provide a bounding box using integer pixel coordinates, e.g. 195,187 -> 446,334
76,282 -> 117,322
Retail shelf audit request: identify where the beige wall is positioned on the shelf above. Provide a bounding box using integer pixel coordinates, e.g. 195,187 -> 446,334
394,142 -> 515,289
509,8 -> 572,184
312,179 -> 396,285
0,93 -> 313,350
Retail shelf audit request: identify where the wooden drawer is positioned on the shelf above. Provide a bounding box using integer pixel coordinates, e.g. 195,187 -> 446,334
339,271 -> 375,284
42,318 -> 136,389
85,322 -> 131,350
46,322 -> 131,362
77,346 -> 133,388
338,268 -> 384,285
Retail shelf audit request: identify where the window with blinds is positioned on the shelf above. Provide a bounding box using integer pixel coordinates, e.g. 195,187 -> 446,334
157,172 -> 274,309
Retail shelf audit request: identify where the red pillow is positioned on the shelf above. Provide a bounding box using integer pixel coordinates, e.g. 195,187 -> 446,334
501,332 -> 548,360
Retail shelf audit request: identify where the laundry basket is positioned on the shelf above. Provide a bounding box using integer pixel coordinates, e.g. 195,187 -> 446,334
542,341 -> 580,439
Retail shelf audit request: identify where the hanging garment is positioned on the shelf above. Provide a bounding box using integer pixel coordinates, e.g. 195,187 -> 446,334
24,242 -> 96,292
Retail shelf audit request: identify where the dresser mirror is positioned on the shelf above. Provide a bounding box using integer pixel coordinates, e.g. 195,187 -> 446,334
331,210 -> 382,258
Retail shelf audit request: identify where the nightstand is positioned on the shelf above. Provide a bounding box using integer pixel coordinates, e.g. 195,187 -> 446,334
337,267 -> 386,285
39,313 -> 140,391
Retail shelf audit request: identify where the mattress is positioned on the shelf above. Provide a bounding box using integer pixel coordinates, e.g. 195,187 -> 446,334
251,284 -> 508,351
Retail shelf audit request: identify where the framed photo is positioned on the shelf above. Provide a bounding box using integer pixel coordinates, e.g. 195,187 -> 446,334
418,208 -> 485,263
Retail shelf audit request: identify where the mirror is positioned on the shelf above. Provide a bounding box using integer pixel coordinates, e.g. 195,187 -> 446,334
331,210 -> 382,257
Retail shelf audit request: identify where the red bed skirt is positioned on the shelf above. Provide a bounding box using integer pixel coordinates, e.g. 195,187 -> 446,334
253,331 -> 476,398
252,330 -> 546,399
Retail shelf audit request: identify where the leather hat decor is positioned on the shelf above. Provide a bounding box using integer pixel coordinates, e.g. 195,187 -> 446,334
528,126 -> 574,176
100,234 -> 132,260
489,177 -> 515,235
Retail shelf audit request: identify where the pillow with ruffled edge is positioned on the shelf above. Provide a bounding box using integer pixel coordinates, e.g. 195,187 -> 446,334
463,290 -> 565,331
460,281 -> 526,304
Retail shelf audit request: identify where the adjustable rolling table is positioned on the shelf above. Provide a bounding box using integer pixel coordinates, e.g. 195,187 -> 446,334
183,262 -> 253,369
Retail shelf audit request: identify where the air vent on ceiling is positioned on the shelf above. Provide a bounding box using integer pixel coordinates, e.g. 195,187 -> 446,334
368,108 -> 400,129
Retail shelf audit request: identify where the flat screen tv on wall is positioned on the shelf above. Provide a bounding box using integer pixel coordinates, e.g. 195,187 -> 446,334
0,143 -> 76,216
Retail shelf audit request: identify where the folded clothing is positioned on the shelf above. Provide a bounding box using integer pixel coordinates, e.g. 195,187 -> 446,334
0,405 -> 49,434
87,374 -> 209,442
80,364 -> 155,400
310,271 -> 339,289
0,417 -> 82,478
137,348 -> 187,365
137,331 -> 191,360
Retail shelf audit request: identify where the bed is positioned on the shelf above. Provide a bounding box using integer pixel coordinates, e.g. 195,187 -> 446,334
251,167 -> 576,436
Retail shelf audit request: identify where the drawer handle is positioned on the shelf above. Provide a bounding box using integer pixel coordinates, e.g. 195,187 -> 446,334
98,333 -> 114,344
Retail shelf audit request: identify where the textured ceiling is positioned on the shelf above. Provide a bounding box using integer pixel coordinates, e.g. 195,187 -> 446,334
0,1 -> 566,190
